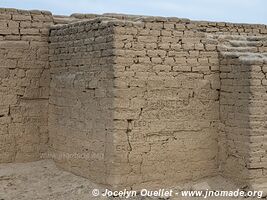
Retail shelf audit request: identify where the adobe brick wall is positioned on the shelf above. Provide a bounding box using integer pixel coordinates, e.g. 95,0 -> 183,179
107,17 -> 267,190
47,16 -> 267,191
48,19 -> 117,186
218,35 -> 267,191
0,8 -> 53,162
0,7 -> 266,192
109,18 -> 220,189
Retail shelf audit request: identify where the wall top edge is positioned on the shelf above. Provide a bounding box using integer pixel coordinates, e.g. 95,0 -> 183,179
50,17 -> 137,30
0,7 -> 266,28
0,7 -> 52,15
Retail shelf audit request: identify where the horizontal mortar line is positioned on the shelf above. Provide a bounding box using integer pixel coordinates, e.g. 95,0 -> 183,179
20,97 -> 49,101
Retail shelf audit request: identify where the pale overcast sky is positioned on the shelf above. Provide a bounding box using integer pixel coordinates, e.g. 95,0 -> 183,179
0,0 -> 266,24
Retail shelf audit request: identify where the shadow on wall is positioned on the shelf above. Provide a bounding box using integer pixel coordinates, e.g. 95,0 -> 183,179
219,44 -> 267,189
48,19 -> 117,187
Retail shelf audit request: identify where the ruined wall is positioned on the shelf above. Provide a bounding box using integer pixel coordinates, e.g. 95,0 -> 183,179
218,35 -> 267,190
39,16 -> 267,192
110,18 -> 221,189
48,19 -> 117,186
108,18 -> 267,190
0,8 -> 53,163
0,7 -> 266,192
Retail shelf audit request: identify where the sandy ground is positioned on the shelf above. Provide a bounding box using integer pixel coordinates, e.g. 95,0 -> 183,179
0,160 -> 264,200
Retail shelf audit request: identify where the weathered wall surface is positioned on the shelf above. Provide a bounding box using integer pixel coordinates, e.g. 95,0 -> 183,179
110,19 -> 221,189
218,35 -> 267,190
108,18 -> 267,190
48,19 -> 117,186
0,7 -> 266,192
0,8 -> 53,163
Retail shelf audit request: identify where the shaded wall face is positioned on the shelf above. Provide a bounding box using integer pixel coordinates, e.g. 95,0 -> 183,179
48,21 -> 116,186
247,61 -> 267,187
0,9 -> 53,163
219,57 -> 251,185
220,56 -> 267,187
110,21 -> 221,189
216,32 -> 267,190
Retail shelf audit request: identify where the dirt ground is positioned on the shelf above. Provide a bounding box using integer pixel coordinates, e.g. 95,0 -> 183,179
0,160 -> 264,200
